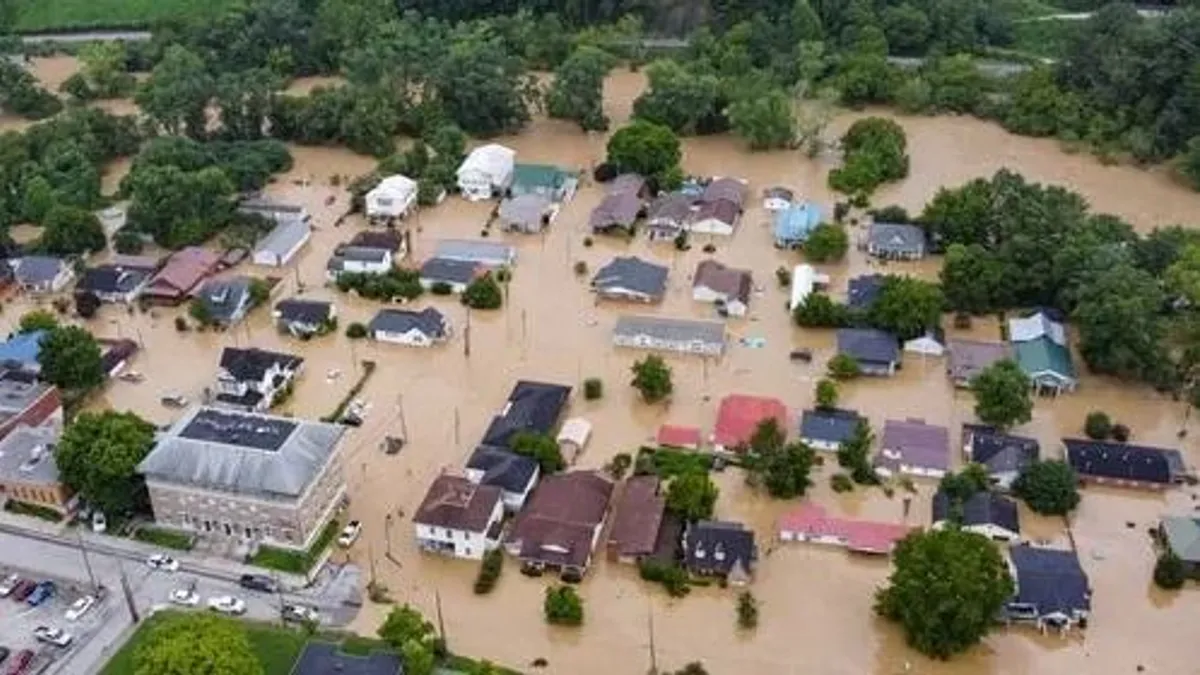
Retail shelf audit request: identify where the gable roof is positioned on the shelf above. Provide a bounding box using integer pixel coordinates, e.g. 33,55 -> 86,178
420,257 -> 482,286
150,247 -> 220,294
693,260 -> 752,303
932,490 -> 1020,534
613,315 -> 726,349
14,256 -> 65,285
1009,311 -> 1066,346
692,199 -> 740,227
608,173 -> 645,195
963,424 -> 1039,474
947,340 -> 1013,383
498,194 -> 552,227
368,307 -> 447,338
512,163 -> 569,191
367,174 -> 417,200
607,475 -> 666,558
714,394 -> 787,449
777,502 -> 912,554
773,202 -> 822,241
77,264 -> 153,295
868,222 -> 925,252
836,328 -> 900,365
433,239 -> 515,267
0,331 -> 45,369
196,276 -> 253,323
847,274 -> 885,310
799,408 -> 863,445
348,230 -> 404,252
683,520 -> 757,574
1009,545 -> 1091,616
459,143 -> 515,178
466,447 -> 538,494
1012,336 -> 1076,380
592,256 -> 668,299
254,218 -> 310,258
879,419 -> 950,472
1161,516 -> 1200,563
589,190 -> 643,229
413,474 -> 502,533
701,177 -> 748,207
646,193 -> 696,224
479,380 -> 572,450
218,347 -> 303,382
1063,438 -> 1179,485
274,298 -> 333,325
508,471 -> 614,568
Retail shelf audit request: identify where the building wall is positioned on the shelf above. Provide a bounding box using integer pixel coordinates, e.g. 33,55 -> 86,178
420,278 -> 470,294
1079,475 -> 1168,491
458,169 -> 495,200
688,218 -> 734,235
801,437 -> 841,453
613,333 -> 723,356
374,328 -> 437,347
0,478 -> 73,514
898,463 -> 946,479
413,500 -> 502,560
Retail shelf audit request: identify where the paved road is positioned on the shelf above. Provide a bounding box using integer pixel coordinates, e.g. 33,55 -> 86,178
0,529 -> 359,675
19,31 -> 151,44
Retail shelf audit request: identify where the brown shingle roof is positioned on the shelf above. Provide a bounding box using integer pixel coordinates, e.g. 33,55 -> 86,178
508,471 -> 614,568
589,191 -> 642,229
693,260 -> 752,303
414,475 -> 502,533
146,247 -> 220,298
702,178 -> 747,207
607,476 -> 666,558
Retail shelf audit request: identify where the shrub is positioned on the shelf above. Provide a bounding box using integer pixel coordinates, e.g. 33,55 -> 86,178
3,500 -> 63,522
584,377 -> 603,400
346,322 -> 368,339
113,229 -> 144,254
639,559 -> 690,597
736,591 -> 758,629
474,549 -> 503,594
827,353 -> 861,379
574,261 -> 588,276
463,274 -> 503,309
544,585 -> 584,626
1111,423 -> 1131,443
430,281 -> 454,295
702,243 -> 716,253
606,452 -> 633,479
173,316 -> 189,332
830,473 -> 854,493
582,236 -> 594,248
1153,551 -> 1187,590
673,231 -> 690,251
1084,411 -> 1112,440
775,266 -> 791,287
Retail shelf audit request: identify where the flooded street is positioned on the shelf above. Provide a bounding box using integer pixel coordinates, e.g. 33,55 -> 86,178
10,60 -> 1200,673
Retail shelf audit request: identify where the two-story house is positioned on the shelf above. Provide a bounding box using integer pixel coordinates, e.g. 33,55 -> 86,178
413,474 -> 504,560
213,347 -> 304,412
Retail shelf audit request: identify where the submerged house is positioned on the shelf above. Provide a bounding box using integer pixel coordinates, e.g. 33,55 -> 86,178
836,328 -> 900,376
875,418 -> 950,479
777,502 -> 912,556
252,218 -> 311,268
413,474 -> 504,560
690,178 -> 748,236
1009,311 -> 1077,395
931,490 -> 1021,542
947,340 -> 1013,388
510,163 -> 574,202
367,308 -> 450,347
213,347 -> 303,412
866,222 -> 926,260
773,202 -> 822,249
682,520 -> 757,585
273,299 -> 336,338
645,193 -> 696,241
605,475 -> 667,564
589,174 -> 646,234
365,174 -> 418,222
591,256 -> 668,304
612,315 -> 726,357
506,470 -> 614,579
76,262 -> 155,304
962,424 -> 1039,490
1063,438 -> 1182,490
1004,545 -> 1091,632
1159,516 -> 1200,578
457,144 -> 516,201
497,194 -> 554,234
713,394 -> 788,454
193,277 -> 256,326
144,247 -> 221,304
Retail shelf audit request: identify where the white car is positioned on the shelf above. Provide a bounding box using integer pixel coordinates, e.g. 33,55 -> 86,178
168,588 -> 199,607
64,596 -> 96,621
0,573 -> 19,597
91,511 -> 106,534
207,596 -> 246,615
337,520 -> 362,548
147,554 -> 180,572
33,626 -> 73,647
281,604 -> 320,624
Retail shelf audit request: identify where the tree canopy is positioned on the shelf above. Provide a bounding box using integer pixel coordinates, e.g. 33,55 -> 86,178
970,359 -> 1033,430
829,116 -> 909,197
1011,460 -> 1080,516
133,612 -> 263,675
547,46 -> 614,132
56,410 -> 157,517
665,471 -> 718,522
37,326 -> 105,391
606,120 -> 682,188
631,354 -> 673,402
876,528 -> 1014,659
867,275 -> 943,341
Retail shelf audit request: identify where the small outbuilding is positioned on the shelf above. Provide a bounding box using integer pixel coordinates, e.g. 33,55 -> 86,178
556,417 -> 592,462
252,218 -> 311,267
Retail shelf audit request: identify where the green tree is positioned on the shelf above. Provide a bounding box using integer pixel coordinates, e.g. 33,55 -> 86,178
940,243 -> 1009,313
837,419 -> 877,484
815,378 -> 838,409
792,293 -> 849,327
1073,262 -> 1167,381
135,45 -> 215,139
114,230 -> 145,255
0,60 -> 62,120
546,46 -> 614,132
867,276 -> 943,341
631,354 -> 673,403
125,165 -> 236,249
463,274 -> 503,310
78,41 -> 135,99
544,585 -> 584,626
665,471 -> 718,522
632,60 -> 723,136
1002,67 -> 1082,138
758,441 -> 816,499
736,591 -> 759,629
1181,137 -> 1200,191
378,605 -> 436,675
875,529 -> 1014,659
1012,460 -> 1081,516
510,431 -> 566,474
924,55 -> 986,114
803,224 -> 849,262
435,33 -> 530,136
829,116 -> 909,197
727,88 -> 796,151
133,612 -> 263,675
1166,243 -> 1200,306
38,326 -> 104,391
18,310 -> 58,334
38,205 -> 107,256
970,360 -> 1033,430
606,120 -> 682,186
881,3 -> 931,56
1084,411 -> 1112,440
56,410 -> 156,516
938,463 -> 991,505
827,353 -> 861,380
834,54 -> 898,108
1153,552 -> 1187,590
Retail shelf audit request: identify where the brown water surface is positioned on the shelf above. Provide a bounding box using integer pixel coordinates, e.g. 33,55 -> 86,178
6,65 -> 1200,675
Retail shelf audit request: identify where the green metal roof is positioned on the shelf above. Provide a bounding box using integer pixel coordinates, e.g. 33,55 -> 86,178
1012,335 -> 1076,381
1162,516 -> 1200,563
512,163 -> 568,190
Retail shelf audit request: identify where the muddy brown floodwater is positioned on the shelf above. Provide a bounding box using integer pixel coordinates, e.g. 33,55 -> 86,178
8,60 -> 1200,674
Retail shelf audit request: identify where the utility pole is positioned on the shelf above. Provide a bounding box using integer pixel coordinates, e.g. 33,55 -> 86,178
118,563 -> 139,624
396,394 -> 409,443
453,407 -> 460,447
384,513 -> 393,558
647,600 -> 658,675
75,529 -> 98,594
434,589 -> 447,647
463,308 -> 471,358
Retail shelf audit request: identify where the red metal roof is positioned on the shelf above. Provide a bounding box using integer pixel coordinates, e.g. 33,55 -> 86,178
777,502 -> 913,555
713,395 -> 787,450
657,424 -> 701,449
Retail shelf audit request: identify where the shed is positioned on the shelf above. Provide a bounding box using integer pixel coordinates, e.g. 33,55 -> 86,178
556,417 -> 592,462
252,218 -> 311,267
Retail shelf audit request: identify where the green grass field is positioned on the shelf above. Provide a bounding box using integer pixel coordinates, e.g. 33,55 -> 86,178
14,0 -> 240,33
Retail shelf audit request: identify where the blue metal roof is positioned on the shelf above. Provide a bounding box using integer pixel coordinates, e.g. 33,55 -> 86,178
0,330 -> 46,368
773,202 -> 822,244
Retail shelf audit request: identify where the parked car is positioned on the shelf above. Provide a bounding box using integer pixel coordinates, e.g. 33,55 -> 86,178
91,511 -> 106,534
146,554 -> 179,572
206,596 -> 246,615
64,596 -> 95,621
26,582 -> 54,607
0,575 -> 20,597
12,581 -> 36,602
32,626 -> 72,647
160,394 -> 188,408
168,589 -> 199,607
5,650 -> 31,675
281,604 -> 319,624
337,520 -> 362,548
238,574 -> 277,593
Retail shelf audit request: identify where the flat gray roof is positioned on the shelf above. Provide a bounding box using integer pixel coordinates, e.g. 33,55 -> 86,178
613,315 -> 725,344
0,425 -> 61,485
139,406 -> 345,500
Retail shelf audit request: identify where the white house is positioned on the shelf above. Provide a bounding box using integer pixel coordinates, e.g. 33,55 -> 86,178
252,218 -> 311,267
692,260 -> 752,317
789,264 -> 830,312
325,246 -> 393,280
367,307 -> 449,347
556,417 -> 592,464
903,329 -> 946,357
213,347 -> 304,412
932,491 -> 1021,542
366,175 -> 418,221
413,475 -> 504,560
457,144 -> 516,201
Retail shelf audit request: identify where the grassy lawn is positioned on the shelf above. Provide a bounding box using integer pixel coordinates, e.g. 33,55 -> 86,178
15,0 -> 240,32
99,611 -> 309,675
635,446 -> 713,478
132,526 -> 193,551
2,500 -> 64,522
249,518 -> 340,575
